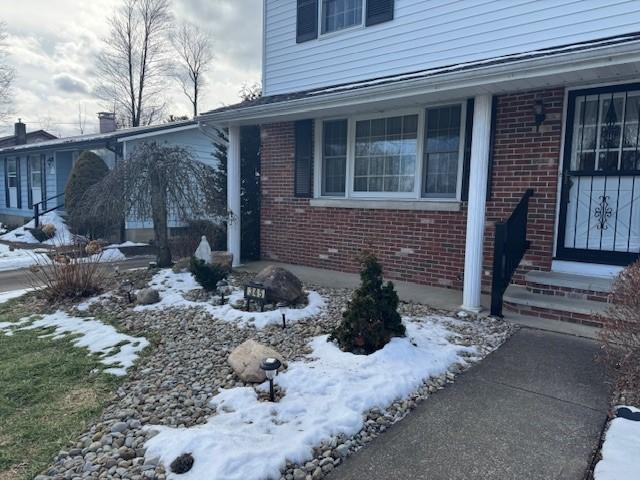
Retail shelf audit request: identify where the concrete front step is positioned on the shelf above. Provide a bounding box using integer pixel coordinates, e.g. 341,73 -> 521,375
503,285 -> 608,327
524,270 -> 613,303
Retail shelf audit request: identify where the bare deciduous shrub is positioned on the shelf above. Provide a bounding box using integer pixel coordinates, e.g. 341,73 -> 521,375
28,244 -> 109,301
598,259 -> 640,404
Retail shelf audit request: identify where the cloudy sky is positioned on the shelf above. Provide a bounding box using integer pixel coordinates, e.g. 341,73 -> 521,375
0,0 -> 262,137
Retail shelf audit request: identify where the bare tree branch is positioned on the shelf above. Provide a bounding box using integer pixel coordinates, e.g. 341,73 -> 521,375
96,0 -> 172,127
0,21 -> 15,122
173,22 -> 213,117
83,142 -> 221,266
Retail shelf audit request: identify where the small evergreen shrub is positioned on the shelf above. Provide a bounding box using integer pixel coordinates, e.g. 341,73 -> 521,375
330,251 -> 405,354
189,257 -> 228,291
64,151 -> 112,238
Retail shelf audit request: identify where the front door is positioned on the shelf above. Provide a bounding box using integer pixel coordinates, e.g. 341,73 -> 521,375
557,83 -> 640,265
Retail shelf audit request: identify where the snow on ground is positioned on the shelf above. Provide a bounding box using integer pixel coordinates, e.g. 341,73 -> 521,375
0,288 -> 33,304
105,241 -> 148,248
0,243 -> 44,271
135,269 -> 325,328
145,317 -> 475,480
0,211 -> 73,245
90,248 -> 126,263
0,311 -> 149,376
594,406 -> 640,480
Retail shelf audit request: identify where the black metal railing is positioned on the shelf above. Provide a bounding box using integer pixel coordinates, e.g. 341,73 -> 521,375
490,189 -> 534,317
33,193 -> 64,228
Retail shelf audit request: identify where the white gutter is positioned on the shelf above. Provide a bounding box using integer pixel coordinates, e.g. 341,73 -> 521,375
199,39 -> 640,125
116,123 -> 198,142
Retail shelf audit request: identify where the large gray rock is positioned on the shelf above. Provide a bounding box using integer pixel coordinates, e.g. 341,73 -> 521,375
136,288 -> 160,305
228,339 -> 285,383
253,265 -> 304,304
211,251 -> 233,271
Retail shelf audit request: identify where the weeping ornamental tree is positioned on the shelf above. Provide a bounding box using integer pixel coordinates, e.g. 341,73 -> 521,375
83,142 -> 217,267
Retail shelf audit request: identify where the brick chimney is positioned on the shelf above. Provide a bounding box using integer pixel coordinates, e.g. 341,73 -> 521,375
98,112 -> 116,133
14,119 -> 26,145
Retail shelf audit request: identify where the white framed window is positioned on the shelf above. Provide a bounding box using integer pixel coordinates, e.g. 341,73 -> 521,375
6,158 -> 17,188
321,0 -> 363,35
315,102 -> 466,202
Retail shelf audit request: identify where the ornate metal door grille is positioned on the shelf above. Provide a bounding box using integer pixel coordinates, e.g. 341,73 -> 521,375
557,84 -> 640,265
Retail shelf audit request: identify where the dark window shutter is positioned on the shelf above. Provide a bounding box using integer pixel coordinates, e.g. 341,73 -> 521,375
366,0 -> 394,26
3,159 -> 8,208
297,0 -> 318,43
486,96 -> 498,201
16,157 -> 21,209
461,98 -> 474,202
27,157 -> 32,209
294,120 -> 313,198
41,155 -> 47,210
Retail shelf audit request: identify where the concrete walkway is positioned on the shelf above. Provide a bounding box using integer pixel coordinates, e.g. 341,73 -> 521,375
328,329 -> 610,480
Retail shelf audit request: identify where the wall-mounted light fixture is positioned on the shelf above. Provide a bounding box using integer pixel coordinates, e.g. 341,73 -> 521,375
533,100 -> 546,132
46,156 -> 55,175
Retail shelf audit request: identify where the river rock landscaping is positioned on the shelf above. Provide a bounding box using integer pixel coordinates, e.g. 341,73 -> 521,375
4,267 -> 513,480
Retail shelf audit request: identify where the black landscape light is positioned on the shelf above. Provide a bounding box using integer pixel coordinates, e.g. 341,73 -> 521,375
122,279 -> 134,303
533,100 -> 546,131
217,279 -> 229,305
277,302 -> 288,329
260,357 -> 282,402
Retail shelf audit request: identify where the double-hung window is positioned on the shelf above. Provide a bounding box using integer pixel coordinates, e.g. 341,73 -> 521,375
317,103 -> 466,201
321,0 -> 363,34
6,159 -> 17,189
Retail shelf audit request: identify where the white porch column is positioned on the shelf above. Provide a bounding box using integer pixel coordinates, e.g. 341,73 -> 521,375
462,94 -> 492,312
227,125 -> 241,267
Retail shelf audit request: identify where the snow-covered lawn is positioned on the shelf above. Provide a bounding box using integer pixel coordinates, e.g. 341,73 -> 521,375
0,311 -> 149,376
136,269 -> 325,328
0,211 -> 73,245
594,406 -> 640,480
145,316 -> 477,479
0,243 -> 44,271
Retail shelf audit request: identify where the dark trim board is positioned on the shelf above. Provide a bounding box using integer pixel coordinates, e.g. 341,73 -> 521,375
556,82 -> 640,267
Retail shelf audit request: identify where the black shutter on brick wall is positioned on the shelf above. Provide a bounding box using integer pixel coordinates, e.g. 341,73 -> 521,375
296,0 -> 318,43
486,96 -> 498,201
366,0 -> 394,26
294,120 -> 313,198
461,98 -> 474,202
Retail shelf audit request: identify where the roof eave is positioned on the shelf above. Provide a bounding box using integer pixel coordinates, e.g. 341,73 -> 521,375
199,40 -> 640,126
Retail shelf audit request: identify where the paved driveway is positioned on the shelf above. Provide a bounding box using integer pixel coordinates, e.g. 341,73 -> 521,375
330,328 -> 610,480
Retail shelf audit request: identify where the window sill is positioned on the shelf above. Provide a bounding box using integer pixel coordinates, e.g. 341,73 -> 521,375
309,198 -> 462,211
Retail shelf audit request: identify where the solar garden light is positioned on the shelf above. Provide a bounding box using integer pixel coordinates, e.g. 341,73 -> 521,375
217,279 -> 230,305
122,279 -> 134,303
277,302 -> 288,329
260,357 -> 282,402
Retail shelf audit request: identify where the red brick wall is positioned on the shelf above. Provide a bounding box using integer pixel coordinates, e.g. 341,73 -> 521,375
483,88 -> 564,287
259,87 -> 564,290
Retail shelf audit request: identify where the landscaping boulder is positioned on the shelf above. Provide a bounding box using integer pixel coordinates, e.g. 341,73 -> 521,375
253,265 -> 304,304
136,288 -> 160,305
228,339 -> 285,383
211,251 -> 233,271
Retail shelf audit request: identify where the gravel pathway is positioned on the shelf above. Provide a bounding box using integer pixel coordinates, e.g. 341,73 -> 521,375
31,269 -> 513,480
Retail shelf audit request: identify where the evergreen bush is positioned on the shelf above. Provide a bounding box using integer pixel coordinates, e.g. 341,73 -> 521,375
64,151 -> 111,238
329,251 -> 405,354
189,257 -> 228,291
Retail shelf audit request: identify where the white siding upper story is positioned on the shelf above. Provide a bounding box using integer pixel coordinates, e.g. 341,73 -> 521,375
264,0 -> 640,96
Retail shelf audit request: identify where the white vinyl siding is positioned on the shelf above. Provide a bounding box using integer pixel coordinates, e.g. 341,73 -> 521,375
264,0 -> 640,95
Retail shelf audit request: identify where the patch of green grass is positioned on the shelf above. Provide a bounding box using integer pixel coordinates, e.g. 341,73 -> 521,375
0,299 -> 120,480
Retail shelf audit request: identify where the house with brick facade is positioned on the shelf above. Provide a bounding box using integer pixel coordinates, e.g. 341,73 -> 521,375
199,0 -> 640,327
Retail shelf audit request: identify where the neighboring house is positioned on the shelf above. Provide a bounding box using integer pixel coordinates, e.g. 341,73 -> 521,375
0,120 -> 57,148
0,113 -> 220,241
199,0 -> 640,326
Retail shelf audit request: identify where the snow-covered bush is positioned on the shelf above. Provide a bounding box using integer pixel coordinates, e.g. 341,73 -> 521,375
599,259 -> 640,404
189,257 -> 227,291
329,251 -> 405,354
30,223 -> 56,242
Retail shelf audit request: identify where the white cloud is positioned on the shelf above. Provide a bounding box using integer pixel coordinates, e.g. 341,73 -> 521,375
0,0 -> 262,137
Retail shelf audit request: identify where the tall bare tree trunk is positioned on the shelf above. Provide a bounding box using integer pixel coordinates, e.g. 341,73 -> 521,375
150,171 -> 171,266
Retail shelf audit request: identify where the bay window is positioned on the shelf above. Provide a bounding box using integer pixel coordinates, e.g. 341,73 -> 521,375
316,102 -> 466,201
